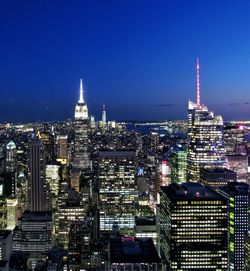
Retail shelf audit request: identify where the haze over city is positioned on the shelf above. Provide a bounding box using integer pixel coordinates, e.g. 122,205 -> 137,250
1,1 -> 250,122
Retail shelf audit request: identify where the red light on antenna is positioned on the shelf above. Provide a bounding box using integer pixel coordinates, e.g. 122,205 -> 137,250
196,58 -> 200,108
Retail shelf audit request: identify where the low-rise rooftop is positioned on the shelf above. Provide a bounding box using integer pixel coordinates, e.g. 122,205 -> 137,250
110,237 -> 161,264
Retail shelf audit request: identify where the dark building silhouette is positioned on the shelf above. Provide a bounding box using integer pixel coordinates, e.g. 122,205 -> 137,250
28,139 -> 45,211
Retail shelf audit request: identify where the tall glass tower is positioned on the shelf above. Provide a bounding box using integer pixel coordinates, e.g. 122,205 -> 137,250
187,59 -> 225,182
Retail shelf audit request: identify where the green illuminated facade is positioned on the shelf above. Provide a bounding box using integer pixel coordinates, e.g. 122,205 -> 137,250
171,145 -> 187,184
220,182 -> 249,271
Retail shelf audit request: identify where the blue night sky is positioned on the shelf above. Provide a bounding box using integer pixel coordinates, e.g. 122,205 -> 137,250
1,0 -> 250,122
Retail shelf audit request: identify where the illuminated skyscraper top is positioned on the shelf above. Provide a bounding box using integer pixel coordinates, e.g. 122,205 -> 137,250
73,78 -> 90,170
75,78 -> 88,120
187,60 -> 225,182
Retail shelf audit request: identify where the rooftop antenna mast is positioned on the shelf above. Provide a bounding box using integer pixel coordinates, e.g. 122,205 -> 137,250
196,58 -> 200,108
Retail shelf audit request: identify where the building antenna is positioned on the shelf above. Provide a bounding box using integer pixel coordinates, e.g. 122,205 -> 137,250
196,58 -> 200,108
79,78 -> 84,103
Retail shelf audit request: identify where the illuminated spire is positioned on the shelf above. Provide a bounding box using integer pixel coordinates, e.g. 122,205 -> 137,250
196,58 -> 200,108
79,78 -> 84,103
102,104 -> 106,123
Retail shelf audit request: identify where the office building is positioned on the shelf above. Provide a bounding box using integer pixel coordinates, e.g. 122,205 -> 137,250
101,104 -> 107,129
220,182 -> 249,271
56,135 -> 67,165
98,150 -> 137,235
200,168 -> 237,190
224,123 -> 244,155
5,140 -> 17,173
187,59 -> 225,182
73,78 -> 90,170
2,172 -> 15,198
70,167 -> 82,192
107,237 -> 163,271
245,233 -> 250,270
226,155 -> 248,183
54,194 -> 85,249
0,230 -> 12,262
135,217 -> 157,245
159,183 -> 228,270
68,221 -> 92,270
171,144 -> 187,184
90,115 -> 96,129
12,211 -> 52,254
6,196 -> 18,230
160,160 -> 171,186
45,165 -> 60,210
28,139 -> 46,211
38,130 -> 55,163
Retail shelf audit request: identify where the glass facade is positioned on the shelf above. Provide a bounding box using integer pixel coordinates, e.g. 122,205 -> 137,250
220,183 -> 249,271
159,183 -> 228,270
98,151 -> 137,235
187,101 -> 225,182
171,145 -> 187,184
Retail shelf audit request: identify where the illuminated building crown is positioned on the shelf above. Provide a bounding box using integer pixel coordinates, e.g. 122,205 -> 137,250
75,78 -> 88,120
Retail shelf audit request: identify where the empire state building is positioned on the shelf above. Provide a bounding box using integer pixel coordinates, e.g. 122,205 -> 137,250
73,79 -> 90,170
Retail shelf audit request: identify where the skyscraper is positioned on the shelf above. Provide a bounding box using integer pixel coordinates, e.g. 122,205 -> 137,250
0,230 -> 12,264
45,165 -> 60,210
223,123 -> 244,155
170,144 -> 187,184
6,196 -> 18,230
98,150 -> 137,235
68,221 -> 92,270
220,182 -> 249,271
158,183 -> 228,270
56,135 -> 68,165
12,211 -> 52,255
187,59 -> 225,182
5,140 -> 17,173
101,104 -> 107,128
73,79 -> 90,170
200,168 -> 237,190
28,139 -> 45,211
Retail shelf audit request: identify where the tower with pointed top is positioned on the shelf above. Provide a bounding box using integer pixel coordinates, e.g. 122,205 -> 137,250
75,78 -> 88,120
187,59 -> 225,182
73,79 -> 90,171
101,104 -> 107,129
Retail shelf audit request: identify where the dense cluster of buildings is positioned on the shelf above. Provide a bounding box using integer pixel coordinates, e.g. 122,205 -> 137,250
0,66 -> 249,270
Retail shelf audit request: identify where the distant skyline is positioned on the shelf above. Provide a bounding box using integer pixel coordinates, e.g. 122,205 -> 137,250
1,1 -> 250,122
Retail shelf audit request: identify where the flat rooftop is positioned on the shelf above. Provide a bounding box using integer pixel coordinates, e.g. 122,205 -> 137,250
21,211 -> 52,222
0,261 -> 8,267
99,150 -> 135,158
200,168 -> 236,174
0,230 -> 11,239
221,182 -> 249,196
135,217 -> 156,226
110,237 -> 161,264
161,183 -> 227,201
